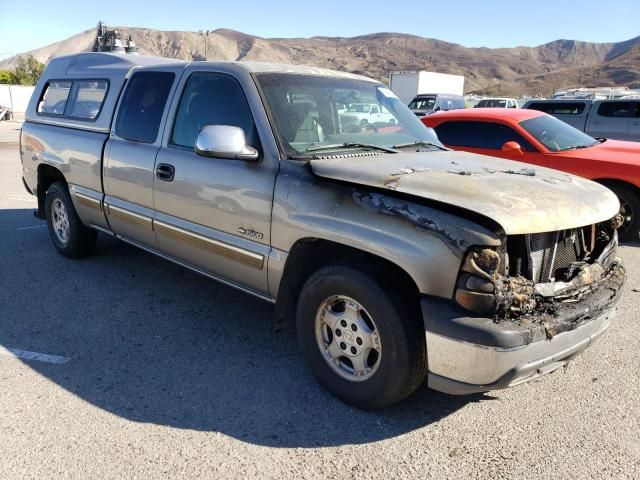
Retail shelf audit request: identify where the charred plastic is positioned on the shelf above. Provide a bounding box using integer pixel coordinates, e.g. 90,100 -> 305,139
455,217 -> 625,336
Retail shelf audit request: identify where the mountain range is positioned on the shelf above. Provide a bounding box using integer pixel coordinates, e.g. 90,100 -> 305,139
1,27 -> 639,96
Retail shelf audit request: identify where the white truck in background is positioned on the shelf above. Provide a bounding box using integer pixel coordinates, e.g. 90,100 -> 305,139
388,71 -> 465,105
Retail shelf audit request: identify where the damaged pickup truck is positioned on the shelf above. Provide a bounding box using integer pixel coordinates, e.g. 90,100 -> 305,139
21,53 -> 624,409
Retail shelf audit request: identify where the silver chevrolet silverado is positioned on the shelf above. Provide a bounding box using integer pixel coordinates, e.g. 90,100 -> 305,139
20,53 -> 625,409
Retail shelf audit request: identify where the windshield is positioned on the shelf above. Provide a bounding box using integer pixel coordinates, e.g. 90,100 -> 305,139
520,115 -> 600,152
256,73 -> 442,157
478,99 -> 507,108
408,97 -> 436,111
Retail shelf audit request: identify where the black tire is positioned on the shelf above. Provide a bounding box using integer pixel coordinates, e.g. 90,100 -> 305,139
45,181 -> 97,258
607,183 -> 640,242
296,265 -> 427,409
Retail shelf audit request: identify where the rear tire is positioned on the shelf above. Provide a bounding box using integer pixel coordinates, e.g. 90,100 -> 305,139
296,265 -> 427,409
45,182 -> 97,258
607,183 -> 640,242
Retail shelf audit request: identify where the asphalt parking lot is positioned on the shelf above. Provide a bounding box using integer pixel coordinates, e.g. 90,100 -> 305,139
1,119 -> 639,479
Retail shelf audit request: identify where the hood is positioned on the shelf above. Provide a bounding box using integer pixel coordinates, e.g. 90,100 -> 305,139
559,139 -> 640,166
310,150 -> 619,235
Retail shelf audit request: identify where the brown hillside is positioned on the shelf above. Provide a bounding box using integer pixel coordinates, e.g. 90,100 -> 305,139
1,27 -> 638,96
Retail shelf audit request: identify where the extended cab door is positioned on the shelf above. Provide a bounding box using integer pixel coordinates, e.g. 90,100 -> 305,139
103,67 -> 181,248
152,66 -> 279,296
587,101 -> 633,140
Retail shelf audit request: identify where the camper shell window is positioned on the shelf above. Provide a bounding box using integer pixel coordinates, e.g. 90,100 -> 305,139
37,79 -> 110,121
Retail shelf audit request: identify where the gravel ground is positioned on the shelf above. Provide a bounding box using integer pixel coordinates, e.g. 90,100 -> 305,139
0,121 -> 639,479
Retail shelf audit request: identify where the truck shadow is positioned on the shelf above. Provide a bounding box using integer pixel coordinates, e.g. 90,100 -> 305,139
1,208 -> 488,447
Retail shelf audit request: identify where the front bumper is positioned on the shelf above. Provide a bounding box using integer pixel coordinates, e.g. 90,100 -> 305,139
422,264 -> 624,395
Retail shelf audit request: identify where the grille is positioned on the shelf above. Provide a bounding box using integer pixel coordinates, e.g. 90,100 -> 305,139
527,229 -> 585,283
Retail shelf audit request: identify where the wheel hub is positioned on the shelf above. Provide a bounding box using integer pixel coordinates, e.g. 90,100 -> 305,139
315,295 -> 381,382
51,198 -> 70,244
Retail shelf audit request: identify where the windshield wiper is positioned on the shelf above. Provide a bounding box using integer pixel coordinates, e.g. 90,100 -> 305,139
560,143 -> 598,151
305,142 -> 398,154
393,140 -> 448,151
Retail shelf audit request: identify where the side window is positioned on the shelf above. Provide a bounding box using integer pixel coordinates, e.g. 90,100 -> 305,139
68,80 -> 109,119
38,81 -> 72,115
171,72 -> 258,149
370,105 -> 379,114
115,71 -> 175,143
434,121 -> 536,151
597,102 -> 635,118
527,102 -> 585,115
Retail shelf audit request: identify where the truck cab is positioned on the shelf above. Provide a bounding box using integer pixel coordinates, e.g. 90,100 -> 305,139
20,53 -> 625,409
523,98 -> 640,142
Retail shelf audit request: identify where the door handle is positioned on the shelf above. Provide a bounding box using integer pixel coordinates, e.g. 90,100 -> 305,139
155,163 -> 175,182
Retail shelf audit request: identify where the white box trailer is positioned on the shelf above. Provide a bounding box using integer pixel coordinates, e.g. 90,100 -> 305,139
389,71 -> 465,104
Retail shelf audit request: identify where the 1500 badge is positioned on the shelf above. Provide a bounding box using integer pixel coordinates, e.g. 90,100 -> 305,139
237,227 -> 264,240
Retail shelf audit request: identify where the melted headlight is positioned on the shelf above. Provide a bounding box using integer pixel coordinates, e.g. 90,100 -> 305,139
454,248 -> 501,314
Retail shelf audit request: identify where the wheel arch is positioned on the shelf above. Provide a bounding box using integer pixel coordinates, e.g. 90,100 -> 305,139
273,237 -> 421,331
35,164 -> 67,219
594,178 -> 640,197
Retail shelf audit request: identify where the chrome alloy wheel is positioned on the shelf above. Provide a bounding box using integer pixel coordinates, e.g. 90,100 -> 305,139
51,198 -> 70,244
314,295 -> 382,382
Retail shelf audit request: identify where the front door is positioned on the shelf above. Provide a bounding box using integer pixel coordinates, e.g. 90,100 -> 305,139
153,68 -> 278,296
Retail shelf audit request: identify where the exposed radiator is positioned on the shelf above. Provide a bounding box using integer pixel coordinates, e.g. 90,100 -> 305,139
527,229 -> 586,283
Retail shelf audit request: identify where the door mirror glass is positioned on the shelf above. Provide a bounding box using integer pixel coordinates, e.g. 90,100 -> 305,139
501,140 -> 524,157
195,125 -> 259,161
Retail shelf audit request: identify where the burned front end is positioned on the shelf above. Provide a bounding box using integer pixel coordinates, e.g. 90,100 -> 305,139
423,217 -> 625,396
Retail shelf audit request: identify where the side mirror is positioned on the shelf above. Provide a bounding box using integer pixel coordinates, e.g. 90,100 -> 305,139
433,106 -> 441,112
501,141 -> 524,158
195,125 -> 259,162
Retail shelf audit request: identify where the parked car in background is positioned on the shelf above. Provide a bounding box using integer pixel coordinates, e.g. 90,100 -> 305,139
523,98 -> 640,142
0,104 -> 12,121
339,102 -> 396,129
475,98 -> 518,108
423,108 -> 640,240
408,93 -> 466,117
21,53 -> 626,409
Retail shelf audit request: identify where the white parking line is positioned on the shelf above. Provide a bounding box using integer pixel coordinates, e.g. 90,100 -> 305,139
16,225 -> 46,230
0,346 -> 70,364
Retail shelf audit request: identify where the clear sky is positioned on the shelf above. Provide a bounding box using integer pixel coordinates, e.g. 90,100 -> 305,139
0,0 -> 638,59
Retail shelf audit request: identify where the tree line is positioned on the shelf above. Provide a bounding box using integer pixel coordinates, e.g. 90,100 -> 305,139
0,55 -> 45,86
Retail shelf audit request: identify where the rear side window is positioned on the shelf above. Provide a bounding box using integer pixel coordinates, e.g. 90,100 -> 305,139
38,81 -> 72,115
68,80 -> 108,119
171,72 -> 258,149
115,71 -> 175,143
434,120 -> 536,151
596,101 -> 635,118
527,102 -> 585,115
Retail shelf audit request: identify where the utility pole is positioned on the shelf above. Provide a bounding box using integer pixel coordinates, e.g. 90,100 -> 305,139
199,30 -> 210,60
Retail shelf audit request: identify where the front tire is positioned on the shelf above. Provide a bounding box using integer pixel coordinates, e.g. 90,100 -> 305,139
296,265 -> 427,409
45,182 -> 97,258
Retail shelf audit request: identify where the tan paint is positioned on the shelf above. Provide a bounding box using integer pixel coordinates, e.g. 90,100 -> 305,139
153,220 -> 264,270
311,150 -> 620,235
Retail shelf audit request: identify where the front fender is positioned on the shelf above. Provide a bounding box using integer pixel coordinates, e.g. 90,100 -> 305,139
271,160 -> 501,298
